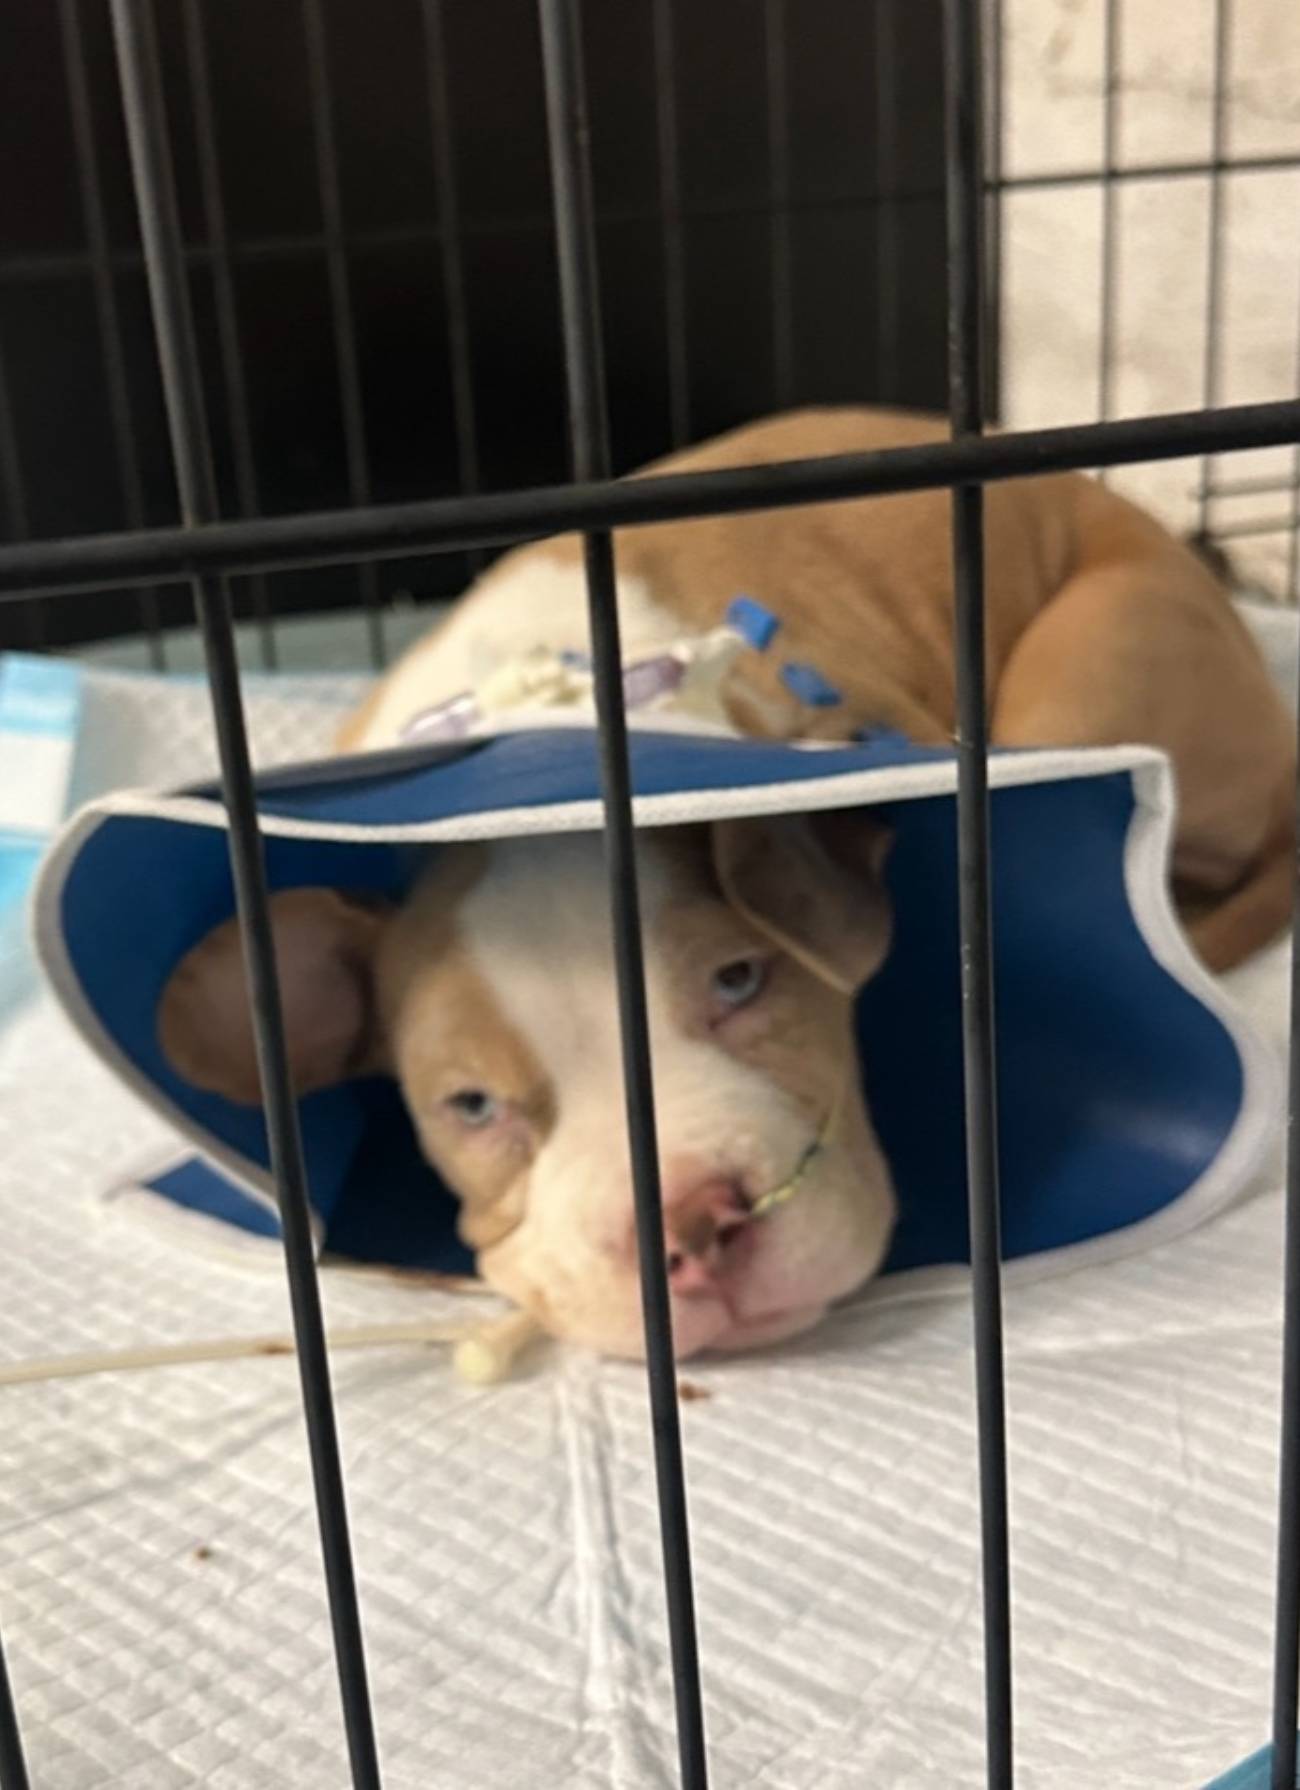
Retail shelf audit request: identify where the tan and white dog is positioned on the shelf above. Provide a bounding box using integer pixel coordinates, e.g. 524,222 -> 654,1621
158,407 -> 1296,1360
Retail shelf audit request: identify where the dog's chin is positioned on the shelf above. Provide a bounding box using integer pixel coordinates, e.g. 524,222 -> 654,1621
684,1302 -> 829,1358
478,1166 -> 896,1362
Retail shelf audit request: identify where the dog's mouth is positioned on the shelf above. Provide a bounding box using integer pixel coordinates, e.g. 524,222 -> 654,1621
664,1206 -> 831,1357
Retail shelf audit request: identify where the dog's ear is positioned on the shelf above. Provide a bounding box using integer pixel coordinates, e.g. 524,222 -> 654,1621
711,810 -> 893,995
157,889 -> 393,1105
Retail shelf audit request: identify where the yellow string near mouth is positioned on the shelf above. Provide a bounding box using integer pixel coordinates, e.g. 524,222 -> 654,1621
747,1081 -> 844,1220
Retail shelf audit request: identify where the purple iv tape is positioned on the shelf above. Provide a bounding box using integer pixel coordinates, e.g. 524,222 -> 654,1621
622,654 -> 686,706
399,650 -> 690,743
400,691 -> 481,742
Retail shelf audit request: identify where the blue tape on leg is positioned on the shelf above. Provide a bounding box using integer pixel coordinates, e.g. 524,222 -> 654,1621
856,724 -> 913,749
726,595 -> 781,651
780,661 -> 842,708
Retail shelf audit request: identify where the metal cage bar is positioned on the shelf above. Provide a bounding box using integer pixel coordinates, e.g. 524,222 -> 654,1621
942,0 -> 1014,1784
57,0 -> 165,665
1096,0 -> 1121,440
1196,0 -> 1232,544
1004,149 -> 1300,192
537,0 -> 709,1783
1273,862 -> 1300,1775
1192,512 -> 1300,545
301,0 -> 386,668
650,0 -> 690,445
763,0 -> 794,410
1272,192 -> 1300,1790
2,398 -> 1298,602
873,1 -> 902,406
105,2 -> 384,1784
1289,260 -> 1300,606
1199,471 -> 1300,502
180,0 -> 278,670
0,1628 -> 30,1790
0,339 -> 42,649
982,0 -> 1003,422
417,0 -> 482,537
1273,179 -> 1300,1773
1,152 -> 1298,291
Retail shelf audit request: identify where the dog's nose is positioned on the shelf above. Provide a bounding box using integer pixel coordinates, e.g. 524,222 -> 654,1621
663,1177 -> 750,1295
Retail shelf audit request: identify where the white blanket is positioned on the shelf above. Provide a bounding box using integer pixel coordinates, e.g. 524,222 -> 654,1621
0,611 -> 1295,1789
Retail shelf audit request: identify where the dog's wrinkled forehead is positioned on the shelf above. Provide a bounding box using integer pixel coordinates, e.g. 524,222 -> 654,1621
379,830 -> 703,1094
455,832 -> 678,1061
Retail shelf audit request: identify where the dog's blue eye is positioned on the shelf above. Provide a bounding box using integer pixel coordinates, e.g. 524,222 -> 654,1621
712,957 -> 766,1009
447,1089 -> 499,1128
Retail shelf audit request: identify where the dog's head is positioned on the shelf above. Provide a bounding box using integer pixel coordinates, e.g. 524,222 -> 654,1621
158,814 -> 897,1359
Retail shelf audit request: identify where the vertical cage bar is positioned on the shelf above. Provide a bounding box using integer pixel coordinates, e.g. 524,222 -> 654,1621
651,0 -> 690,446
1287,263 -> 1300,607
1274,877 -> 1300,1782
301,0 -> 385,667
873,0 -> 901,407
941,0 -> 1014,1786
536,2 -> 709,1786
763,0 -> 794,409
418,0 -> 482,574
1272,255 -> 1300,1778
58,0 -> 165,667
180,0 -> 277,670
105,4 -> 384,1785
0,1628 -> 31,1790
0,344 -> 25,548
981,0 -> 1003,422
1195,0 -> 1230,542
1096,0 -> 1121,443
0,337 -> 43,650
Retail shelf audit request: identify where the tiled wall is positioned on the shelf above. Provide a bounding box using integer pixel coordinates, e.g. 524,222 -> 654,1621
998,0 -> 1300,594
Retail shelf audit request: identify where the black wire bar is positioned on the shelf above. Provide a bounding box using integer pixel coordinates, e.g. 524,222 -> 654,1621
650,0 -> 690,444
4,148 -> 1299,297
58,0 -> 165,665
0,332 -> 42,650
179,0 -> 278,671
1196,0 -> 1231,545
943,0 -> 1013,1783
1,398 -> 1298,603
301,0 -> 385,668
106,1 -> 384,1783
1273,753 -> 1300,1779
1271,140 -> 1300,1790
1095,0 -> 1121,454
418,0 -> 482,578
537,1 -> 709,1785
0,1628 -> 30,1790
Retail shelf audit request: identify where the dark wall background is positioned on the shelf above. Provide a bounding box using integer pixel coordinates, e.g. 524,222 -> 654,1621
0,0 -> 956,653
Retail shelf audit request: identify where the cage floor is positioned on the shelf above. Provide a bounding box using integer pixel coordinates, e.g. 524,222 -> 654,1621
0,609 -> 1296,1789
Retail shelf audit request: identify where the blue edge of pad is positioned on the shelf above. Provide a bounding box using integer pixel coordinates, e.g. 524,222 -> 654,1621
1204,1738 -> 1300,1788
54,726 -> 1244,1279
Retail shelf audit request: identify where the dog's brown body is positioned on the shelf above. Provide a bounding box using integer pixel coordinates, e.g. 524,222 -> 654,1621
344,406 -> 1296,972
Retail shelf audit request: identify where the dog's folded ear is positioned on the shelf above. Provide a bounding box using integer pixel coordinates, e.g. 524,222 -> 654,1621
711,810 -> 894,995
157,888 -> 393,1105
